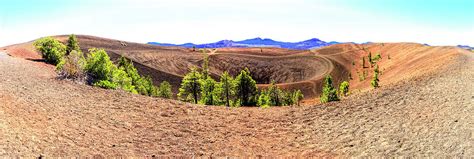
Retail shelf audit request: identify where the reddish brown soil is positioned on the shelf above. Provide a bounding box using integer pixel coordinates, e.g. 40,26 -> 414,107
0,36 -> 473,157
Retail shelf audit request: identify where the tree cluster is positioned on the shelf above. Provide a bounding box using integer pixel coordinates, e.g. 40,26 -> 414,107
34,35 -> 172,98
320,75 -> 351,103
257,81 -> 304,108
178,59 -> 304,107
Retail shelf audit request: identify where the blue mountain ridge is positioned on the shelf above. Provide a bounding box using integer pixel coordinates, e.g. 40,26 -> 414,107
457,45 -> 474,51
148,37 -> 340,50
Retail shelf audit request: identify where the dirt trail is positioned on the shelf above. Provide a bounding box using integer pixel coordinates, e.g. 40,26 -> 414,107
0,48 -> 473,157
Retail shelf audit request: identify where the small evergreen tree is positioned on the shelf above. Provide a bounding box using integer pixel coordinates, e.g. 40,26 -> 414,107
134,77 -> 150,96
158,81 -> 172,99
84,48 -> 116,82
66,34 -> 81,54
200,76 -> 219,105
362,57 -> 366,68
371,64 -> 380,88
201,54 -> 209,79
143,76 -> 159,96
117,57 -> 145,93
178,67 -> 202,104
257,90 -> 271,108
281,91 -> 293,106
111,67 -> 136,93
373,53 -> 382,61
235,68 -> 258,106
368,52 -> 373,66
268,81 -> 283,106
292,90 -> 304,106
320,75 -> 339,103
339,81 -> 350,97
218,71 -> 235,107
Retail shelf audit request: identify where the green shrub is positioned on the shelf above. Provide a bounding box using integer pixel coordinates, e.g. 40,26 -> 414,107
117,56 -> 155,96
282,91 -> 293,106
143,76 -> 159,97
111,67 -> 136,93
267,81 -> 284,106
320,75 -> 339,103
84,48 -> 138,93
56,50 -> 86,81
339,81 -> 350,97
200,76 -> 219,105
178,67 -> 202,104
257,90 -> 271,108
94,80 -> 118,89
158,81 -> 172,99
235,68 -> 258,106
134,78 -> 150,96
372,53 -> 382,62
292,90 -> 304,106
85,48 -> 116,82
66,34 -> 81,54
34,37 -> 66,65
371,64 -> 380,88
257,86 -> 303,107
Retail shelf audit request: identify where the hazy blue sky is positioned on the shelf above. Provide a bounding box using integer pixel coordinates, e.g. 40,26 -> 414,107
0,0 -> 473,46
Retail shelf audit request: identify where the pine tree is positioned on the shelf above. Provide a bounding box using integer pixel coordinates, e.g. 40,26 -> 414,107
257,90 -> 271,108
218,71 -> 235,107
235,68 -> 258,106
178,67 -> 202,104
320,75 -> 339,103
373,53 -> 382,61
371,64 -> 380,88
200,76 -> 218,105
339,81 -> 350,97
158,81 -> 172,99
66,34 -> 81,54
368,52 -> 373,66
292,90 -> 304,106
362,57 -> 366,68
118,57 -> 141,87
268,81 -> 283,106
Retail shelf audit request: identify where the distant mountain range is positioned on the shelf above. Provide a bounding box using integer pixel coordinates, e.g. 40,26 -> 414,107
457,45 -> 473,51
148,37 -> 339,50
148,38 -> 474,51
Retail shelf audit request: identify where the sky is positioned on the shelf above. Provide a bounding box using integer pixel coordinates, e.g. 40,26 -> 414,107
0,0 -> 473,47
